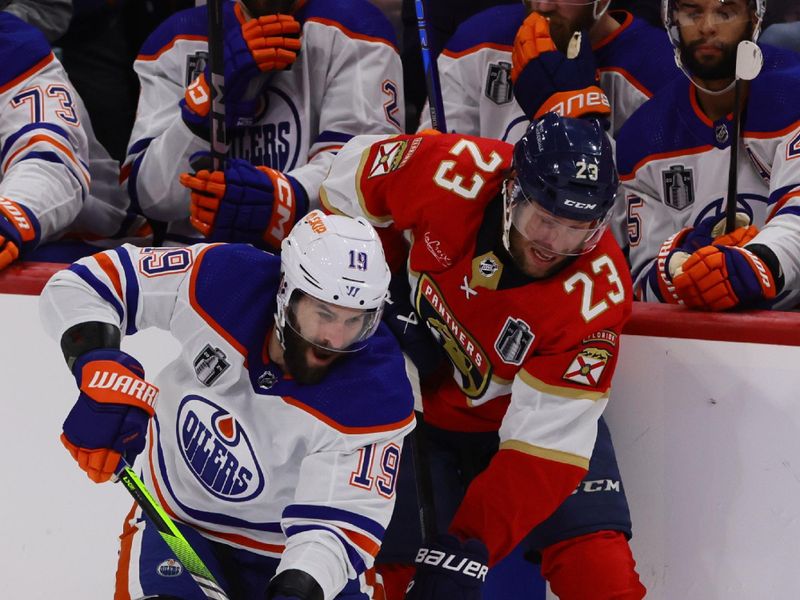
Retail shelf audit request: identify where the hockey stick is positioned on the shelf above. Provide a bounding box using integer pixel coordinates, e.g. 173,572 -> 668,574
724,40 -> 763,233
115,460 -> 231,600
409,416 -> 438,542
414,0 -> 447,133
207,0 -> 228,170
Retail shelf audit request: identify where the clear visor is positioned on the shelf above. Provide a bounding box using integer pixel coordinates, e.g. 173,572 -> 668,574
508,180 -> 609,256
286,290 -> 383,353
671,1 -> 752,29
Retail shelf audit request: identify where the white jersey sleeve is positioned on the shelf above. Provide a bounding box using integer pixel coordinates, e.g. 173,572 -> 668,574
0,14 -> 90,247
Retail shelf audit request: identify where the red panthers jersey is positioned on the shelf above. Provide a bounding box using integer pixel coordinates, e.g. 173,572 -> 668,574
321,132 -> 632,563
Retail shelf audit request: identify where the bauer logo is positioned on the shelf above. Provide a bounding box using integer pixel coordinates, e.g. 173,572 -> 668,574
157,559 -> 183,578
176,396 -> 264,502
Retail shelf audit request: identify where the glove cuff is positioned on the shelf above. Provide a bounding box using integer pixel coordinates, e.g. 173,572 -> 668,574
534,86 -> 611,119
259,170 -> 309,248
180,74 -> 212,141
0,196 -> 41,253
73,349 -> 158,416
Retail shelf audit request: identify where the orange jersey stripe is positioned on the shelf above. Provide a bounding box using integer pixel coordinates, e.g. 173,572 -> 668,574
307,17 -> 398,51
114,502 -> 139,600
0,53 -> 54,94
136,34 -> 207,62
2,133 -> 90,187
283,395 -> 415,434
442,42 -> 513,60
620,144 -> 713,181
93,252 -> 124,302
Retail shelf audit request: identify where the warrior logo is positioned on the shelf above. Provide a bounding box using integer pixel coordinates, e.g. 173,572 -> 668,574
157,559 -> 183,578
186,51 -> 208,86
485,61 -> 513,105
416,274 -> 491,398
177,396 -> 265,501
662,165 -> 695,210
193,344 -> 230,386
563,347 -> 612,386
494,317 -> 535,365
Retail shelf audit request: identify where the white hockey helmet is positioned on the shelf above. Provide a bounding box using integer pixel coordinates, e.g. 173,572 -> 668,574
275,210 -> 391,352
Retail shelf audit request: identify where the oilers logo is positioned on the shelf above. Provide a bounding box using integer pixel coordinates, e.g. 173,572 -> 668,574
177,396 -> 265,502
157,559 -> 183,578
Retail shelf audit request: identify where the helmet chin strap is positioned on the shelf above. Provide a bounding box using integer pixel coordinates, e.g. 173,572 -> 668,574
501,180 -> 515,255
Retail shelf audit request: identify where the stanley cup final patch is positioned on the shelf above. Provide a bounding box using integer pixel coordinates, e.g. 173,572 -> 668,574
485,61 -> 513,105
661,165 -> 695,210
562,347 -> 612,386
186,51 -> 209,86
495,317 -> 535,365
193,344 -> 230,386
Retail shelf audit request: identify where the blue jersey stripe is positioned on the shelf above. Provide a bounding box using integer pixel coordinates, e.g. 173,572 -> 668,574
67,263 -> 124,323
113,246 -> 140,336
285,523 -> 365,573
283,503 -> 385,540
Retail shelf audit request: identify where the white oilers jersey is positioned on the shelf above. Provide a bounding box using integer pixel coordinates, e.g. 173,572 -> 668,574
0,13 -> 141,249
618,45 -> 800,309
417,7 -> 679,140
124,0 -> 404,245
40,243 -> 415,598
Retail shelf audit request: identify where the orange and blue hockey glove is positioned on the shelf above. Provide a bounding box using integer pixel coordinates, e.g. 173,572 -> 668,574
61,349 -> 158,483
180,156 -> 308,250
181,5 -> 301,133
671,244 -> 780,311
511,12 -> 609,120
0,196 -> 39,270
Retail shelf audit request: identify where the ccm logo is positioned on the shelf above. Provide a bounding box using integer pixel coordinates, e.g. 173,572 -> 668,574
414,548 -> 488,581
564,199 -> 597,210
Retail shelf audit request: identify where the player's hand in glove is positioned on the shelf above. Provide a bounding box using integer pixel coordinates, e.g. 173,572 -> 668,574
404,534 -> 489,600
511,12 -> 609,120
180,157 -> 308,249
671,244 -> 779,310
181,5 -> 301,132
61,349 -> 158,483
642,212 -> 758,304
0,196 -> 39,270
383,272 -> 444,379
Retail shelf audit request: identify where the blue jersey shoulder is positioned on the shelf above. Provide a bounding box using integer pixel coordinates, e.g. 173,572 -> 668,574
745,47 -> 800,135
445,4 -> 525,53
192,244 -> 281,356
0,12 -> 52,88
138,5 -> 208,57
298,0 -> 398,47
280,324 -> 414,430
596,12 -> 679,96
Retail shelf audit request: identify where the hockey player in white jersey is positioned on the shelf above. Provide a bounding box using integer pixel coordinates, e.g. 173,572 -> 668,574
0,12 -> 146,271
39,211 -> 416,599
417,0 -> 680,140
124,0 -> 404,248
618,0 -> 800,310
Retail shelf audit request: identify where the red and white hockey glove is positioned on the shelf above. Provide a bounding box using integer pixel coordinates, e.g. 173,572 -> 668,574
61,349 -> 158,483
511,12 -> 609,120
180,156 -> 308,250
671,244 -> 778,311
180,5 -> 301,132
0,196 -> 39,270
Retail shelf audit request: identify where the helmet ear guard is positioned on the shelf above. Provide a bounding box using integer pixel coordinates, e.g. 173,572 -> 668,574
275,210 -> 391,351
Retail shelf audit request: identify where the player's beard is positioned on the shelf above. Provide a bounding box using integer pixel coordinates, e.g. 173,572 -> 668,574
680,38 -> 738,81
532,6 -> 595,53
282,322 -> 339,385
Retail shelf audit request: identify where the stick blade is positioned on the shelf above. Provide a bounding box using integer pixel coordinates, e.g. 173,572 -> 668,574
736,40 -> 763,81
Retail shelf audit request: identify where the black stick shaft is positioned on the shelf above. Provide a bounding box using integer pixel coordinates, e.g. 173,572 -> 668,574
207,0 -> 227,169
725,79 -> 742,234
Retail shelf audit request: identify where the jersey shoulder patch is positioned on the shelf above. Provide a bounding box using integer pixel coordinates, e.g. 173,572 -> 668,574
0,12 -> 52,89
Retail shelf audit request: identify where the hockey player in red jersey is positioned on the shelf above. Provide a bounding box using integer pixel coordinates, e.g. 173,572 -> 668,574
320,113 -> 645,599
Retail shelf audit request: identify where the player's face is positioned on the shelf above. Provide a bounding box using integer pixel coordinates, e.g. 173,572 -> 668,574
674,0 -> 755,81
526,0 -> 599,51
282,294 -> 374,384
